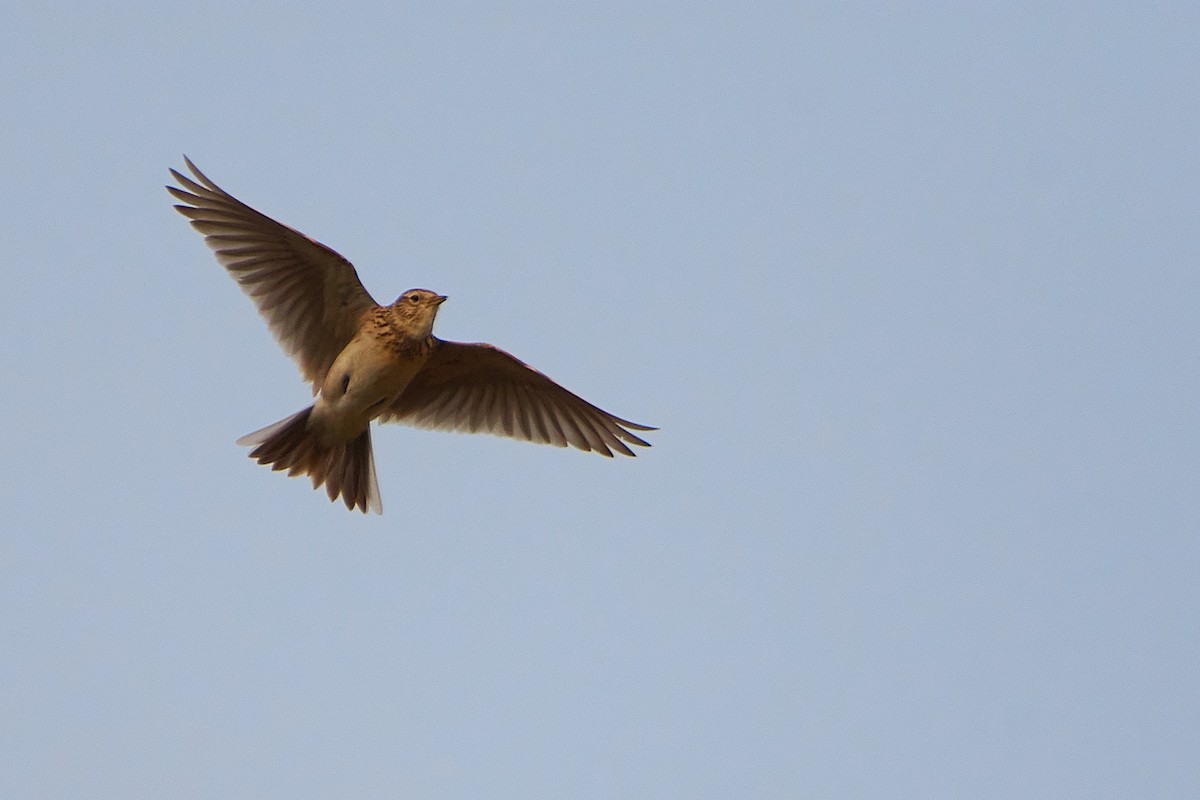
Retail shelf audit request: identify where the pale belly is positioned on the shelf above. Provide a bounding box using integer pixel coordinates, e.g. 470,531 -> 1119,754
307,336 -> 428,446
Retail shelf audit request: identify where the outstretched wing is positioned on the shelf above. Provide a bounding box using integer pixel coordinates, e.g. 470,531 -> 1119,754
168,157 -> 379,390
380,340 -> 655,456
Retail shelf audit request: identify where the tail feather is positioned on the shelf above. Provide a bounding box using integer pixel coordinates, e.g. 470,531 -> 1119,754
237,407 -> 383,514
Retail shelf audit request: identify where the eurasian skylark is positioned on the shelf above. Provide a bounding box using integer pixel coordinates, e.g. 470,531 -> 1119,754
168,158 -> 654,514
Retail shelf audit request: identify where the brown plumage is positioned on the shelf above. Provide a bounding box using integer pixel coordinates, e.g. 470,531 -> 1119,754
167,158 -> 654,513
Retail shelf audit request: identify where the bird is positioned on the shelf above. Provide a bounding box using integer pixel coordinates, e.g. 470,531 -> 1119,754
167,158 -> 654,514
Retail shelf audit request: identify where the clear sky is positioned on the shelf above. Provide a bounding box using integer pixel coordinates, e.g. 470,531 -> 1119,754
2,3 -> 1197,798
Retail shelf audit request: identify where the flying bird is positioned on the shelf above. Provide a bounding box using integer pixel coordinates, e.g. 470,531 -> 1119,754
167,158 -> 654,514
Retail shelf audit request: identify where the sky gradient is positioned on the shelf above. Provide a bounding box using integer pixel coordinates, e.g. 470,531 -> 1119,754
2,3 -> 1197,798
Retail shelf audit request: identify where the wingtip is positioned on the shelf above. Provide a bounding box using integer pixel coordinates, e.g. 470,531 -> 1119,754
172,155 -> 220,193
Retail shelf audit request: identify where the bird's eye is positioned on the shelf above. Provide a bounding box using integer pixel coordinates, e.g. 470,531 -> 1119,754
408,294 -> 420,303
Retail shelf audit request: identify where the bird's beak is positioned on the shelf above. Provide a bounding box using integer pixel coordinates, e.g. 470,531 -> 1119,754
435,295 -> 448,305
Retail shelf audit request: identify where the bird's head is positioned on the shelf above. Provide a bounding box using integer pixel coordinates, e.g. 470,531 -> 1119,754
391,288 -> 448,336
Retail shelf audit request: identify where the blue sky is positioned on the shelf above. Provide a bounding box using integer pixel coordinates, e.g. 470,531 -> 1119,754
2,3 -> 1197,798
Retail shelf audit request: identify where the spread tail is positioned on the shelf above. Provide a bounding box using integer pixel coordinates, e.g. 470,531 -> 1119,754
236,407 -> 382,514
